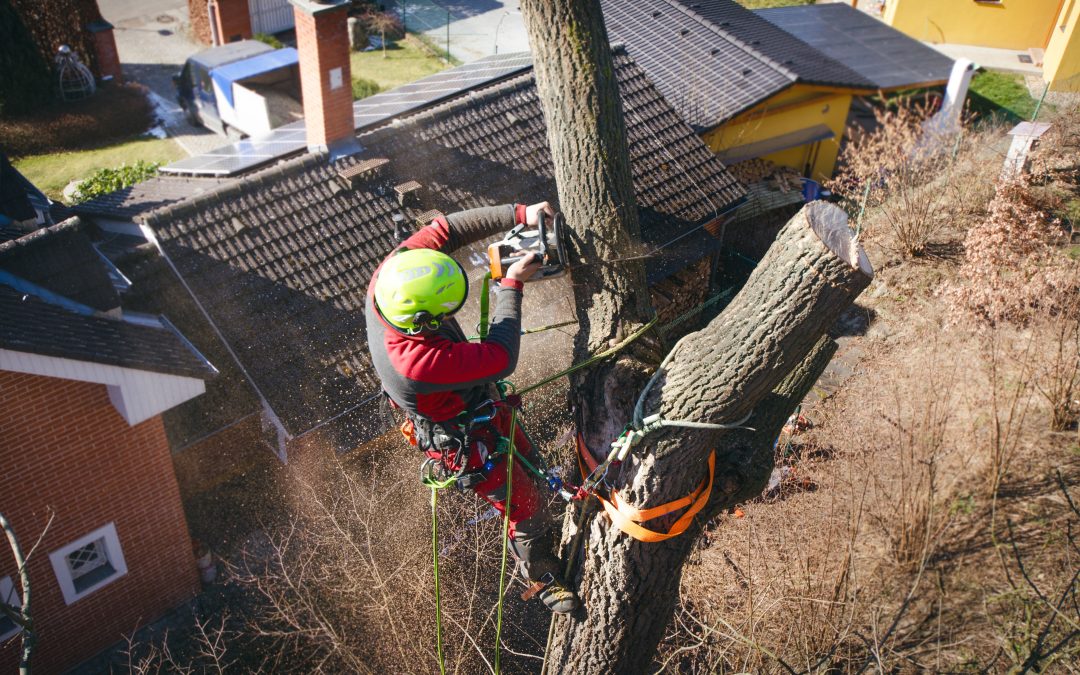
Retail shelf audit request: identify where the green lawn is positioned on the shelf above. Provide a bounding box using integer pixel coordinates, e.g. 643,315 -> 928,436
350,35 -> 451,94
968,70 -> 1045,122
14,135 -> 185,201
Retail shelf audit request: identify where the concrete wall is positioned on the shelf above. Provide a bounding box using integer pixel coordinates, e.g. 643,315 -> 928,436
0,371 -> 199,674
1045,0 -> 1080,90
884,0 -> 1063,50
703,85 -> 853,181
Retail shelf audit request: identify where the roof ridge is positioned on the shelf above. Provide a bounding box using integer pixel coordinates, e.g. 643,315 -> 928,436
676,0 -> 874,89
143,151 -> 327,226
0,216 -> 83,256
662,0 -> 798,82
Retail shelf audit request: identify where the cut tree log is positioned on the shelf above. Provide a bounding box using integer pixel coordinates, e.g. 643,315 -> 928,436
546,201 -> 873,672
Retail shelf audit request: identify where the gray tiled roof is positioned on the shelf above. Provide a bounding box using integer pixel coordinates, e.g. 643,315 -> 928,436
140,47 -> 745,441
0,219 -> 119,312
0,221 -> 216,380
0,286 -> 215,379
602,0 -> 797,128
682,0 -> 875,89
758,4 -> 954,91
73,174 -> 233,222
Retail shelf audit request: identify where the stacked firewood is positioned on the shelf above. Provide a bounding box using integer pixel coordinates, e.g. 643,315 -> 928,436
770,166 -> 803,193
728,157 -> 776,184
729,158 -> 804,194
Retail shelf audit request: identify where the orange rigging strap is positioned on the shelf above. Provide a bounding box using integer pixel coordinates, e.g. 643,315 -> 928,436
576,433 -> 715,543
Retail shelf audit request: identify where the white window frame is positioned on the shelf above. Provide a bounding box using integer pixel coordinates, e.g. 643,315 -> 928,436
48,523 -> 128,605
0,575 -> 23,641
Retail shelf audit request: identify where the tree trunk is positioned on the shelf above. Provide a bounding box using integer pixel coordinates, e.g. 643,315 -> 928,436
546,203 -> 873,672
518,1 -> 873,671
520,0 -> 655,448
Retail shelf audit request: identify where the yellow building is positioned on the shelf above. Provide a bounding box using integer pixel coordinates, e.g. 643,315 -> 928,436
885,0 -> 1080,91
706,85 -> 857,183
604,0 -> 954,181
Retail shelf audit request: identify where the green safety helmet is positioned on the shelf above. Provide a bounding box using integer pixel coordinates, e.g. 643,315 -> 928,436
374,248 -> 469,334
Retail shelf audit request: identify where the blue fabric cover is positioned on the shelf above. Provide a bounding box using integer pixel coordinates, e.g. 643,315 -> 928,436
211,48 -> 299,107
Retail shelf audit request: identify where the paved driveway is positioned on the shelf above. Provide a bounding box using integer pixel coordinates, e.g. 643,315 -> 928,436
98,0 -> 228,156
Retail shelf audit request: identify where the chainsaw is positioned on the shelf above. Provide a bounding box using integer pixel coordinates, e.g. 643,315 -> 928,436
486,211 -> 568,282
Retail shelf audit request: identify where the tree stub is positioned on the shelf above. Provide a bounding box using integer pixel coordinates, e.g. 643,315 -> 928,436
549,201 -> 873,673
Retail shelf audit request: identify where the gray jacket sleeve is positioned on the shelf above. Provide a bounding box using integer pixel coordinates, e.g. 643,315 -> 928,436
442,204 -> 518,251
483,283 -> 523,377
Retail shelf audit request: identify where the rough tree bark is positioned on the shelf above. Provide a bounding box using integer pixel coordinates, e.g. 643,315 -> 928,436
520,1 -> 874,672
519,0 -> 656,449
546,205 -> 873,672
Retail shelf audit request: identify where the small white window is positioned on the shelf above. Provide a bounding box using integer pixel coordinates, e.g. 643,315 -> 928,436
0,576 -> 23,641
48,523 -> 127,605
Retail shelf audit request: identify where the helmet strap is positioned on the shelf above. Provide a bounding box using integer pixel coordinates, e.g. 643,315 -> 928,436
408,310 -> 444,335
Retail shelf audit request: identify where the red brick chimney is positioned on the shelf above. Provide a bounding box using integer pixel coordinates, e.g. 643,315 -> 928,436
290,0 -> 358,157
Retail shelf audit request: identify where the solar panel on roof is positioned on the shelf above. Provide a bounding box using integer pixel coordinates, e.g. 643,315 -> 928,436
601,0 -> 794,129
757,4 -> 954,91
161,53 -> 533,178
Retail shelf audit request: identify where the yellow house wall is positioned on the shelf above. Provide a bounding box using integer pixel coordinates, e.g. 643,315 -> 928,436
702,86 -> 853,181
884,0 -> 1061,51
1044,0 -> 1080,90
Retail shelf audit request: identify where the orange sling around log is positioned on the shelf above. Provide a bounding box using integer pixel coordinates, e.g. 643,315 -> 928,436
576,434 -> 715,543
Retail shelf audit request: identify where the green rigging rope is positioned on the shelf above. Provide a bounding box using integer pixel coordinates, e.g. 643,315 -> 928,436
493,406 -> 518,674
519,317 -> 659,396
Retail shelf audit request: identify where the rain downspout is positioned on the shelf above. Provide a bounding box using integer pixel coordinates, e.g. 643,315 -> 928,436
139,221 -> 292,462
208,0 -> 220,46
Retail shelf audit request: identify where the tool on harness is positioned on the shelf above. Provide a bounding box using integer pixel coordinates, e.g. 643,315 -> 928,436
487,210 -> 568,282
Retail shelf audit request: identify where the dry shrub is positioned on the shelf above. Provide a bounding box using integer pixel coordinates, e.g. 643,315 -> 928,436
187,0 -> 213,45
1031,299 -> 1080,431
831,101 -> 962,257
229,446 -> 530,673
0,82 -> 155,158
1029,103 -> 1080,182
873,369 -> 956,568
944,177 -> 1080,325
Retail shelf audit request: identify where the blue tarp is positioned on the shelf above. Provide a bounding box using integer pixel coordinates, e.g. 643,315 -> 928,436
210,48 -> 299,108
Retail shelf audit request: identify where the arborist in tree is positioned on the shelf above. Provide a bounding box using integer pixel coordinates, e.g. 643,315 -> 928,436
366,202 -> 580,614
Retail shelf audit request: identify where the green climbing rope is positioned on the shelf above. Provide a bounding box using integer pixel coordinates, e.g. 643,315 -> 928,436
430,488 -> 447,675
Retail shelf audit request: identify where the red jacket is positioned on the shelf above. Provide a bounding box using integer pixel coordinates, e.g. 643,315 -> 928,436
366,204 -> 528,422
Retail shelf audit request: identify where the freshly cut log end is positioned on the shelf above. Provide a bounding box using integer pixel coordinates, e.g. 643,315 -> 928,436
805,201 -> 874,278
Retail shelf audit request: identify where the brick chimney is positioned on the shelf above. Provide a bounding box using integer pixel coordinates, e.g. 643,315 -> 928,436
290,0 -> 359,158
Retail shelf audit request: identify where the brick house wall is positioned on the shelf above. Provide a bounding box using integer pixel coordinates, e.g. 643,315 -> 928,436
0,370 -> 199,674
214,0 -> 253,43
186,0 -> 252,45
